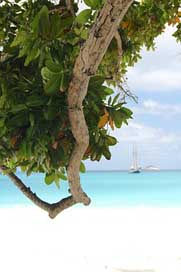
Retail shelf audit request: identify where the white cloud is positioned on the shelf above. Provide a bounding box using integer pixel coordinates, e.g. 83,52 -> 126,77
127,26 -> 181,93
114,121 -> 181,145
127,69 -> 181,92
133,99 -> 181,117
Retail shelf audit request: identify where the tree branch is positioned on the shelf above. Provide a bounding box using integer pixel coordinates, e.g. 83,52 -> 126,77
49,6 -> 66,14
114,30 -> 123,65
0,165 -> 76,219
65,0 -> 75,16
67,0 -> 133,204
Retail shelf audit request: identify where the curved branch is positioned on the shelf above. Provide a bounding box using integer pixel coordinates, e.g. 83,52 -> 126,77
67,0 -> 133,204
65,0 -> 75,16
114,30 -> 123,66
49,196 -> 76,219
0,166 -> 76,219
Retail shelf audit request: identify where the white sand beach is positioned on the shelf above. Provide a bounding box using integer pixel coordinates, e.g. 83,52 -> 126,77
1,206 -> 181,272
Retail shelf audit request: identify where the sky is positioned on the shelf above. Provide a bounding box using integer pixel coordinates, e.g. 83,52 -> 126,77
86,26 -> 181,170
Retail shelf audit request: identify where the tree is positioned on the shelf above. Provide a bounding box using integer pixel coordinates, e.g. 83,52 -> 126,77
0,0 -> 180,218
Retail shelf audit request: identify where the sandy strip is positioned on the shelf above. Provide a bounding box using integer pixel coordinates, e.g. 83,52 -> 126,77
0,206 -> 181,272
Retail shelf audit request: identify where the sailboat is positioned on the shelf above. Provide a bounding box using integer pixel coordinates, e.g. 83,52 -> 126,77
129,144 -> 141,174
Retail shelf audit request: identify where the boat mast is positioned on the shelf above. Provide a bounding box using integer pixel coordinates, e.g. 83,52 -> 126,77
133,144 -> 138,169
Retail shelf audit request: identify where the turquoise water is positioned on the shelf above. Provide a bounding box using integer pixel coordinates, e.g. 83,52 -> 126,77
0,171 -> 181,207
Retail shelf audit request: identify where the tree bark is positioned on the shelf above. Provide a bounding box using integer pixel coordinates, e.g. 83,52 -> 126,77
0,165 -> 76,219
67,0 -> 133,204
114,30 -> 123,67
65,0 -> 75,16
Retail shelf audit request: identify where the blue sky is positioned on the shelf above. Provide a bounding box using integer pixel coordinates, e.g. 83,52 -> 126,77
86,27 -> 181,170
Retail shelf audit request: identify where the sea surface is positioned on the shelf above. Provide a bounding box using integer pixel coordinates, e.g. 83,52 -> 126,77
0,170 -> 181,207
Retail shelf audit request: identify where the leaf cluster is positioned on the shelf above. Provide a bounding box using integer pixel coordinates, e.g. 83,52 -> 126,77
0,0 -> 180,187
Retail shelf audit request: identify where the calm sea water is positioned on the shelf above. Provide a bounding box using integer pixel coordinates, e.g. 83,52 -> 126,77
0,171 -> 181,207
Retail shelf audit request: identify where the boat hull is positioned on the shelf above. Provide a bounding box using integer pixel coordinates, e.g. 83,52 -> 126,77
129,169 -> 141,174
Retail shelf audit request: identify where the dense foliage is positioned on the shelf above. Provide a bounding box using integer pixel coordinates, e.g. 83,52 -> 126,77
0,0 -> 180,187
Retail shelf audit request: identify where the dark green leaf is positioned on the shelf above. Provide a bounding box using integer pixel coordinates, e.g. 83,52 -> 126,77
105,136 -> 117,146
44,74 -> 62,95
112,93 -> 120,106
111,110 -> 122,128
45,60 -> 63,74
10,104 -> 27,113
103,148 -> 111,160
89,76 -> 105,89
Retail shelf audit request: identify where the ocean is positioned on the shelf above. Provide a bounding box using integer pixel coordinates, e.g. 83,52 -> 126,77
1,170 -> 181,208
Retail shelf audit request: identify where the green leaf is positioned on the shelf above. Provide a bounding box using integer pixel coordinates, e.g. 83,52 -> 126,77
49,13 -> 62,38
80,161 -> 86,173
0,31 -> 5,39
32,5 -> 50,37
89,76 -> 105,89
103,147 -> 111,160
19,141 -> 32,158
29,113 -> 34,127
111,110 -> 122,128
54,177 -> 60,189
18,38 -> 34,58
105,136 -> 117,146
45,60 -> 62,74
49,147 -> 65,167
24,40 -> 40,66
114,102 -> 124,110
120,107 -> 133,118
84,0 -> 102,9
103,87 -> 114,95
0,118 -> 5,127
75,9 -> 92,25
39,6 -> 50,33
80,29 -> 89,40
11,31 -> 27,47
41,67 -> 53,80
44,74 -> 62,95
57,172 -> 67,181
26,95 -> 48,107
45,173 -> 55,185
7,113 -> 29,128
0,126 -> 6,137
112,93 -> 120,106
10,104 -> 27,113
108,96 -> 112,105
95,130 -> 100,143
59,17 -> 74,32
44,106 -> 59,120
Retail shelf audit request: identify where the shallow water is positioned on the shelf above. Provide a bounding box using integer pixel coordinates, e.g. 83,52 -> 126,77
1,170 -> 181,207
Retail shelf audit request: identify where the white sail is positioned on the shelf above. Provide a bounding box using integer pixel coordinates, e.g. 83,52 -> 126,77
129,144 -> 141,173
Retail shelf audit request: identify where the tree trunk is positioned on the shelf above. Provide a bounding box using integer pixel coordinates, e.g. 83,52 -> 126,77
67,0 -> 133,204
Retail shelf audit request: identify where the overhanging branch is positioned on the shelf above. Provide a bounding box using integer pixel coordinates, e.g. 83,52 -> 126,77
0,165 -> 76,219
